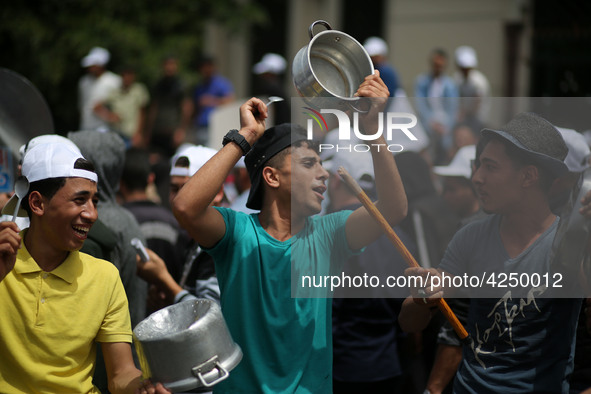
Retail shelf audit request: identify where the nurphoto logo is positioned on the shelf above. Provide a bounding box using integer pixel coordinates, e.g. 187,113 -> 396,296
304,108 -> 420,153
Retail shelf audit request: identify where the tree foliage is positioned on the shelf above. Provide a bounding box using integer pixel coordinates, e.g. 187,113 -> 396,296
0,0 -> 267,132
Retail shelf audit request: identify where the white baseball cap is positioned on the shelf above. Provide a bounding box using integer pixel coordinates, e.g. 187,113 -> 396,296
556,127 -> 591,173
3,142 -> 97,217
363,37 -> 388,57
19,134 -> 81,161
170,145 -> 218,177
433,145 -> 476,179
324,150 -> 375,191
455,46 -> 478,68
235,156 -> 246,169
81,47 -> 110,68
253,53 -> 287,75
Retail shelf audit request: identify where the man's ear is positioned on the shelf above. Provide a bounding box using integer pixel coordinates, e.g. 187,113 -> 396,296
522,165 -> 539,188
262,166 -> 281,190
28,191 -> 45,216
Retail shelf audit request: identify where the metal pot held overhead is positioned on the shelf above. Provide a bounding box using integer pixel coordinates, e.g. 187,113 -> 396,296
133,299 -> 242,392
292,20 -> 374,112
0,68 -> 54,158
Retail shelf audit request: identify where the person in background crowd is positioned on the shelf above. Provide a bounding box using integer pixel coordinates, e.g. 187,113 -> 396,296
449,123 -> 479,161
0,142 -> 157,393
68,130 -> 147,328
252,53 -> 289,125
146,55 -> 194,210
135,145 -> 222,311
425,144 -> 486,394
363,36 -> 400,97
93,65 -> 150,147
146,55 -> 192,160
395,151 -> 459,270
78,47 -> 122,131
167,145 -> 221,302
551,127 -> 591,394
228,157 -> 257,214
190,55 -> 235,145
453,46 -> 491,132
119,147 -> 189,292
415,48 -> 459,165
325,149 -> 414,394
433,145 -> 485,225
394,150 -> 458,393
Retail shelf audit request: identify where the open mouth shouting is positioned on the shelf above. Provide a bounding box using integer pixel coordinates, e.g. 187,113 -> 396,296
312,184 -> 327,201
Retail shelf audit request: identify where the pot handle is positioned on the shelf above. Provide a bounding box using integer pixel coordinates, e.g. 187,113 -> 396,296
348,98 -> 371,114
192,355 -> 230,388
308,20 -> 332,40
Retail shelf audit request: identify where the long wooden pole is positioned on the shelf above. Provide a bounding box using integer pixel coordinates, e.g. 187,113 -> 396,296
338,166 -> 469,340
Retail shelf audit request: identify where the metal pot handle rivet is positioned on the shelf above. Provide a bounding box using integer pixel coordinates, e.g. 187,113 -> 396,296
308,20 -> 332,39
192,355 -> 230,388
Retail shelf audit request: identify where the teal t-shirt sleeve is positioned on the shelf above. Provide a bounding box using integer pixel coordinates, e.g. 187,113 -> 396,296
203,206 -> 242,278
204,206 -> 234,252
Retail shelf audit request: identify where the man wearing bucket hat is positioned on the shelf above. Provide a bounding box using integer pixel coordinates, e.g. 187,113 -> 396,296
399,112 -> 588,393
426,144 -> 485,394
0,142 -> 151,393
171,72 -> 407,393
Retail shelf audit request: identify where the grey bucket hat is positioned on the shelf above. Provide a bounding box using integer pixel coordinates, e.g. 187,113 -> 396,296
480,112 -> 569,177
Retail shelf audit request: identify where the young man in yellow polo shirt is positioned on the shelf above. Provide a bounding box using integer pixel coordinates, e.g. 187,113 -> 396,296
0,142 -> 164,393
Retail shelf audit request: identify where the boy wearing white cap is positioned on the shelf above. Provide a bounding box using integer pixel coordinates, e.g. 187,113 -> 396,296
453,45 -> 490,128
0,143 -> 147,393
363,36 -> 400,97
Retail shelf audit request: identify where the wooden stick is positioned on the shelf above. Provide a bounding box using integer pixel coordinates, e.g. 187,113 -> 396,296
338,166 -> 469,340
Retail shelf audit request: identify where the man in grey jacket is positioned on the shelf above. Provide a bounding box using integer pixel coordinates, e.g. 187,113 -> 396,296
69,130 -> 147,326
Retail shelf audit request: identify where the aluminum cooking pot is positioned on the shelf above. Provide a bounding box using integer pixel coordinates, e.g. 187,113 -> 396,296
133,299 -> 242,392
292,20 -> 374,112
0,68 -> 54,158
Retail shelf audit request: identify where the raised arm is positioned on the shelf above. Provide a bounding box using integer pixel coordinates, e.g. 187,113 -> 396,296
345,71 -> 408,251
172,98 -> 268,248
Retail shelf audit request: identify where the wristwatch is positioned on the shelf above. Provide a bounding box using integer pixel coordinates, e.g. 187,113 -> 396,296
222,129 -> 251,155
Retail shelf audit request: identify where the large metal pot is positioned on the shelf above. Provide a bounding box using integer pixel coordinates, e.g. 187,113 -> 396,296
133,299 -> 242,392
292,20 -> 374,112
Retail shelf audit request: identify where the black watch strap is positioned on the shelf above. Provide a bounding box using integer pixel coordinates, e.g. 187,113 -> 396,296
222,129 -> 251,155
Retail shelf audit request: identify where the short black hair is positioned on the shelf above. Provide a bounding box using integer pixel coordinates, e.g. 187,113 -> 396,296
431,48 -> 448,58
266,140 -> 320,170
173,156 -> 190,169
122,147 -> 151,191
22,158 -> 96,217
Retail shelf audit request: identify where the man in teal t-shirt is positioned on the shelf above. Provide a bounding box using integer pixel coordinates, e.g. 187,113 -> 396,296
172,71 -> 407,393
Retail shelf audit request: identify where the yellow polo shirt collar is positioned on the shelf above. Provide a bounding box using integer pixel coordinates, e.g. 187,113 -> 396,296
14,233 -> 81,284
